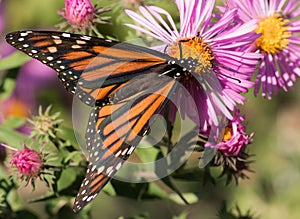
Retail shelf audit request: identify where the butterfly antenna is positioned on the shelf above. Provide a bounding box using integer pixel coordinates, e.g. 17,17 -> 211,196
218,72 -> 241,83
159,68 -> 176,77
164,45 -> 169,54
192,42 -> 241,84
178,41 -> 183,60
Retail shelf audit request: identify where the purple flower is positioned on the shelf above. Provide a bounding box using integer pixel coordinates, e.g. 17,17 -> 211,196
62,0 -> 94,27
205,110 -> 253,156
0,1 -> 5,34
13,59 -> 57,109
0,0 -> 56,130
0,59 -> 58,135
0,40 -> 15,58
0,96 -> 30,118
0,143 -> 43,178
0,1 -> 15,59
0,142 -> 54,188
123,0 -> 143,7
58,0 -> 110,34
10,146 -> 42,177
125,0 -> 261,130
222,0 -> 300,99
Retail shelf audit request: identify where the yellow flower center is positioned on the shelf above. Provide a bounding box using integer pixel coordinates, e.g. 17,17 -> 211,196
167,37 -> 214,74
222,127 -> 232,141
255,13 -> 291,54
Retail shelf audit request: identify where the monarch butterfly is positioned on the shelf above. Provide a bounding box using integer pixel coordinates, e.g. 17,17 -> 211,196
6,30 -> 205,212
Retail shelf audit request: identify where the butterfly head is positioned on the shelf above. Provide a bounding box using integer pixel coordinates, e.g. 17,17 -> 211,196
167,37 -> 214,74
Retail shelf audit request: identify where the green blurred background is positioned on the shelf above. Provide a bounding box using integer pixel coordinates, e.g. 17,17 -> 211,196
1,0 -> 300,218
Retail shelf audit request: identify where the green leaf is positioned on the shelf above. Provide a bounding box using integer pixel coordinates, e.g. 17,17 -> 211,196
0,78 -> 15,100
57,168 -> 77,192
0,116 -> 28,148
0,126 -> 28,148
169,193 -> 199,205
57,205 -> 80,219
63,151 -> 83,166
118,214 -> 148,219
160,175 -> 189,205
0,52 -> 30,71
102,182 -> 116,196
172,167 -> 206,181
1,116 -> 27,129
147,183 -> 169,199
155,151 -> 189,204
135,145 -> 160,163
44,197 -> 71,216
173,211 -> 189,219
59,126 -> 79,150
14,210 -> 39,219
7,188 -> 24,212
111,180 -> 149,199
30,192 -> 57,203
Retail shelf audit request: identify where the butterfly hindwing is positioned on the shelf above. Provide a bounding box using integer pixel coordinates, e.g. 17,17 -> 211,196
73,73 -> 178,212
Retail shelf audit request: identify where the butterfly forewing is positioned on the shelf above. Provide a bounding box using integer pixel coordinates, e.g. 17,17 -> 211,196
5,30 -> 172,106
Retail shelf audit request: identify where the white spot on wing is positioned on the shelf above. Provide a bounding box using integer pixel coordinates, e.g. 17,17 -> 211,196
97,165 -> 105,173
53,39 -> 62,44
127,146 -> 135,155
20,32 -> 29,37
121,148 -> 128,155
115,150 -> 122,157
81,35 -> 91,40
76,40 -> 86,44
48,46 -> 57,53
52,35 -> 60,39
62,33 -> 71,38
86,196 -> 94,202
116,162 -> 122,170
71,44 -> 82,49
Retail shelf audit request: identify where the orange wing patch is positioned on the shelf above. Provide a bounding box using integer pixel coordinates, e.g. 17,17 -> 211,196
97,79 -> 176,152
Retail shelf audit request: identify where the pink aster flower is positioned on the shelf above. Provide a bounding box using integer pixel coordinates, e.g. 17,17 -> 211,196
125,0 -> 261,131
205,110 -> 253,156
222,0 -> 300,99
10,146 -> 42,178
0,143 -> 42,178
0,142 -> 56,188
62,0 -> 94,26
58,0 -> 110,34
